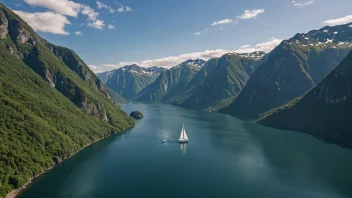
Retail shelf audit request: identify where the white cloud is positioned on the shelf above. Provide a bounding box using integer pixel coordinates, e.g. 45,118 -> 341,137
237,9 -> 265,20
194,29 -> 208,35
97,1 -> 115,13
97,1 -> 133,13
117,3 -> 133,12
80,5 -> 105,29
22,0 -> 104,30
91,38 -> 281,72
292,1 -> 314,7
89,65 -> 105,73
101,49 -> 231,69
88,20 -> 105,29
235,38 -> 282,53
323,15 -> 352,26
108,25 -> 116,30
14,10 -> 70,35
81,5 -> 99,21
23,0 -> 81,17
211,19 -> 233,26
75,31 -> 82,35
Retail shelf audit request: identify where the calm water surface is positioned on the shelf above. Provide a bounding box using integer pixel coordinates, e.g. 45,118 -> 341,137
20,103 -> 352,198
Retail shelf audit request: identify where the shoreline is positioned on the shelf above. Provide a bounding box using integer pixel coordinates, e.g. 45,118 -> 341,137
5,125 -> 134,198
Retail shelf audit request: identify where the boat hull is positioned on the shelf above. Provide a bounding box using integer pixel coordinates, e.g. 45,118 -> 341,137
178,139 -> 188,143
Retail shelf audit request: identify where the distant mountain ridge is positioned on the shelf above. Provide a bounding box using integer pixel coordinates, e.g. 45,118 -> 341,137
97,64 -> 166,99
258,49 -> 352,144
170,52 -> 267,110
181,59 -> 206,67
135,59 -> 203,102
223,23 -> 352,117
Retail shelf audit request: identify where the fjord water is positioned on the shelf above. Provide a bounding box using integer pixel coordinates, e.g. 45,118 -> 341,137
20,104 -> 352,198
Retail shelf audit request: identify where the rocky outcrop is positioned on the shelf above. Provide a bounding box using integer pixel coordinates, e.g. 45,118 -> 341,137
44,69 -> 55,88
0,11 -> 8,39
80,96 -> 109,122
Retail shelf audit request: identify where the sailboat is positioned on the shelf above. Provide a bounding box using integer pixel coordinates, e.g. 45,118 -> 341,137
178,124 -> 189,143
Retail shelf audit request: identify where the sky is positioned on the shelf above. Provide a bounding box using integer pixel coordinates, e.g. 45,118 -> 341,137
1,0 -> 352,73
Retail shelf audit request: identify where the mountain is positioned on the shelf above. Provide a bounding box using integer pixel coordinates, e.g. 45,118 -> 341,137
181,59 -> 206,67
106,87 -> 128,104
0,4 -> 134,196
135,60 -> 203,102
223,23 -> 352,117
97,65 -> 166,100
170,52 -> 267,110
258,50 -> 352,144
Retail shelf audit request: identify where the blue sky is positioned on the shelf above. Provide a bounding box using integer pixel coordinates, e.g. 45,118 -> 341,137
2,0 -> 352,72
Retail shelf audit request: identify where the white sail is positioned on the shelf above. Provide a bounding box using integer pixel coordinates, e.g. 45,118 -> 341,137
178,124 -> 189,143
179,125 -> 188,140
179,126 -> 185,139
183,128 -> 188,140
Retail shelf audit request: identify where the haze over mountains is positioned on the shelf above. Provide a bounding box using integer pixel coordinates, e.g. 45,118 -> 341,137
97,65 -> 166,100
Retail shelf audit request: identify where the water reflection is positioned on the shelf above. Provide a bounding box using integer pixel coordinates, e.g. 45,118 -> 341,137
180,143 -> 187,156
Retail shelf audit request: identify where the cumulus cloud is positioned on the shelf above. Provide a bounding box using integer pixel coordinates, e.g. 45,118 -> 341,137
211,19 -> 234,26
23,0 -> 81,17
22,0 -> 105,30
91,38 -> 282,73
75,31 -> 82,35
292,1 -> 314,7
323,15 -> 352,26
14,10 -> 70,35
88,20 -> 105,29
235,38 -> 282,53
237,9 -> 265,20
194,29 -> 208,35
80,5 -> 105,29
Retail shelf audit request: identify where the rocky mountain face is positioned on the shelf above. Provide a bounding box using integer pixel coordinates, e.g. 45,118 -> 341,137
0,4 -> 120,120
258,50 -> 352,143
135,60 -> 202,102
170,52 -> 267,110
97,64 -> 166,100
0,4 -> 134,196
223,23 -> 352,117
181,59 -> 206,67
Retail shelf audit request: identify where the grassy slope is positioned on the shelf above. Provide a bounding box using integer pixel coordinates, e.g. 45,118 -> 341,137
0,4 -> 134,196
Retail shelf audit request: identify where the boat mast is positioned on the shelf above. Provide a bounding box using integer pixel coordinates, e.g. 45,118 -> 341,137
182,124 -> 184,139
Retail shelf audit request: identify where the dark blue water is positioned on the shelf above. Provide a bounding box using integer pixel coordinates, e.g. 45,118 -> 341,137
19,103 -> 352,198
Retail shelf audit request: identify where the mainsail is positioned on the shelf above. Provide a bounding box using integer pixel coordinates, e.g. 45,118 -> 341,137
179,125 -> 188,140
